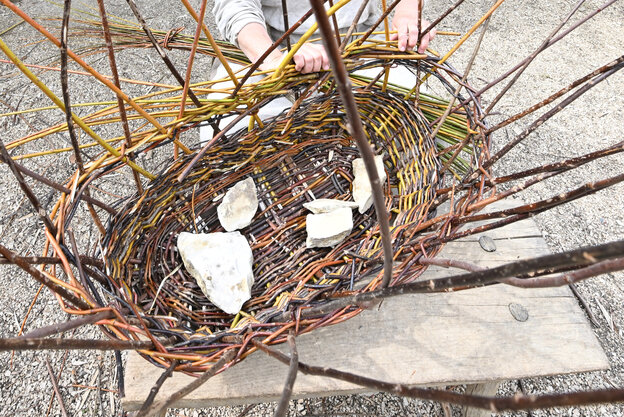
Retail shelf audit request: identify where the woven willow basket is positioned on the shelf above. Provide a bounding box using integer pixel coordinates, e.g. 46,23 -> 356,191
85,56 -> 487,372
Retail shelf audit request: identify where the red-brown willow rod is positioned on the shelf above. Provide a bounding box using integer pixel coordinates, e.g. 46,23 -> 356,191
432,0 -> 619,127
309,0 -> 393,288
481,61 -> 623,171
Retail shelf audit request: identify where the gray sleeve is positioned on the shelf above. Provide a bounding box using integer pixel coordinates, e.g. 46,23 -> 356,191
212,0 -> 266,46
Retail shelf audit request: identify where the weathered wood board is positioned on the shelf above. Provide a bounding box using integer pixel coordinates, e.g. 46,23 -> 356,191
123,199 -> 608,410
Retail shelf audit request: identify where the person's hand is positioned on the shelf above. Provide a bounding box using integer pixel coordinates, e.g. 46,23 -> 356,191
391,5 -> 436,53
293,43 -> 330,74
259,43 -> 329,74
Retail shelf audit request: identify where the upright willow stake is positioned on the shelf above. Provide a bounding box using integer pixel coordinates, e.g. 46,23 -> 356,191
309,0 -> 393,288
177,0 -> 209,122
96,0 -> 143,193
60,0 -> 85,173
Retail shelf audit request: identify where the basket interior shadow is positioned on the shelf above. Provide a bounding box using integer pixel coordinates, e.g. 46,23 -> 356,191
98,60 -> 487,373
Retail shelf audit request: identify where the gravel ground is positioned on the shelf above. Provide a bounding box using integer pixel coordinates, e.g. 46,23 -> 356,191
0,0 -> 623,416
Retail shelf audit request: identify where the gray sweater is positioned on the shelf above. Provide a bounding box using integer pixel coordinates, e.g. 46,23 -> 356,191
212,0 -> 382,46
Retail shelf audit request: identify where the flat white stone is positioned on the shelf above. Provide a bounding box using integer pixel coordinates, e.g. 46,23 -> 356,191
306,207 -> 353,248
177,231 -> 254,315
303,199 -> 359,214
217,178 -> 258,232
352,156 -> 387,214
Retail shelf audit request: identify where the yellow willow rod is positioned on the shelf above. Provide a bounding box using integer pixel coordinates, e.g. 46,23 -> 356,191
274,0 -> 351,76
1,0 -> 168,137
0,38 -> 155,179
0,58 -> 175,89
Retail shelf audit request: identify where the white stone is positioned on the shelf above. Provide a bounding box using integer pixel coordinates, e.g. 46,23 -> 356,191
177,231 -> 254,315
217,177 -> 258,232
303,198 -> 359,214
306,207 -> 353,248
352,156 -> 387,214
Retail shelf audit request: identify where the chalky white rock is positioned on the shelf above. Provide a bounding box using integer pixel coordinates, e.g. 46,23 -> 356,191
177,231 -> 254,315
306,207 -> 353,248
303,198 -> 359,214
217,177 -> 258,232
352,156 -> 387,214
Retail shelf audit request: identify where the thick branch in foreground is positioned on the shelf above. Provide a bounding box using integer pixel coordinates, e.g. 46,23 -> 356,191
252,339 -> 624,411
0,337 -> 155,351
273,239 -> 624,321
310,0 -> 393,288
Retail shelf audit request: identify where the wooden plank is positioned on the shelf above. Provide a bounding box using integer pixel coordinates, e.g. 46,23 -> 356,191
463,382 -> 500,417
123,201 -> 608,411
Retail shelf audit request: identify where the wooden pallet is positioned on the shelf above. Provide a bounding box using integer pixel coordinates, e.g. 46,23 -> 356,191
122,199 -> 608,416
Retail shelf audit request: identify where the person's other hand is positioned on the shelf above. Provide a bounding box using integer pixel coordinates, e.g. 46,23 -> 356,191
258,43 -> 329,74
293,43 -> 330,74
391,9 -> 436,53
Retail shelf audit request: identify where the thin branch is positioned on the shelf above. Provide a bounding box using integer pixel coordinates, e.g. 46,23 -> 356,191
436,16 -> 490,175
419,256 -> 483,272
60,0 -> 85,173
252,338 -> 624,411
485,0 -> 587,113
489,140 -> 624,186
310,0 -> 393,288
274,333 -> 298,417
458,172 -> 624,225
0,140 -> 58,236
0,254 -> 103,266
145,350 -> 235,416
568,283 -> 601,327
0,244 -> 89,310
419,0 -> 467,42
482,63 -> 623,170
444,0 -> 619,117
503,257 -> 624,289
176,0 -> 209,139
487,55 -> 624,134
137,360 -> 179,417
96,0 -> 143,192
339,0 -> 370,51
45,355 -> 69,417
0,153 -> 115,214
